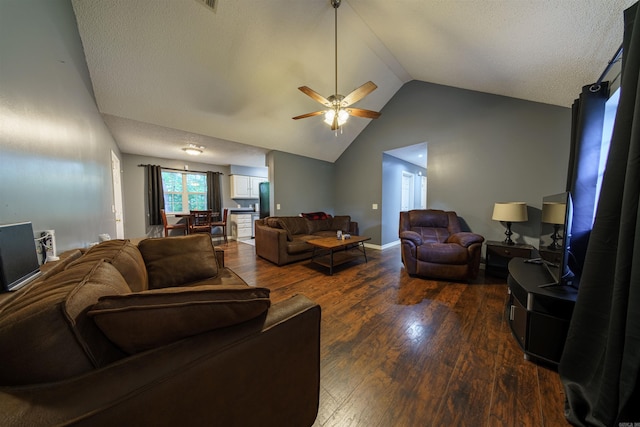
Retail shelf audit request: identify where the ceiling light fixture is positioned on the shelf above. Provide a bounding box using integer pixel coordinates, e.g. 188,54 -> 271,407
292,0 -> 381,132
182,144 -> 204,155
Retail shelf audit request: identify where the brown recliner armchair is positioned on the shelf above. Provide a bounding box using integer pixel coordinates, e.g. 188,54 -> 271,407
399,209 -> 484,282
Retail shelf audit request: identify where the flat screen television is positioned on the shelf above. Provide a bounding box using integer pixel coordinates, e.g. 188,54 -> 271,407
537,192 -> 575,287
0,222 -> 42,292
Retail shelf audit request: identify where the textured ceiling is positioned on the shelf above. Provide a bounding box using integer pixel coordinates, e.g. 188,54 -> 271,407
71,0 -> 634,167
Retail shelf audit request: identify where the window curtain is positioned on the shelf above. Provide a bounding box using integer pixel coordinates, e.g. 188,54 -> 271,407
146,165 -> 164,226
560,2 -> 640,425
207,172 -> 222,219
566,81 -> 609,274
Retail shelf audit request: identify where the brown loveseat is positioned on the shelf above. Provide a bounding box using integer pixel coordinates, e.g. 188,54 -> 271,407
0,234 -> 320,426
399,209 -> 484,282
255,215 -> 359,266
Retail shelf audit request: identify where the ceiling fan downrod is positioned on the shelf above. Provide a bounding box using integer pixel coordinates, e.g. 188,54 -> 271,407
331,0 -> 341,131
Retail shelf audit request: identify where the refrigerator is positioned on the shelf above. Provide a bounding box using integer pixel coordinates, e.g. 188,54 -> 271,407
258,182 -> 270,219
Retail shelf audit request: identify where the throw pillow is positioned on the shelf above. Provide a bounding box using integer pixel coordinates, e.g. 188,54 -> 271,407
138,234 -> 219,289
88,285 -> 271,354
69,239 -> 148,292
300,212 -> 331,220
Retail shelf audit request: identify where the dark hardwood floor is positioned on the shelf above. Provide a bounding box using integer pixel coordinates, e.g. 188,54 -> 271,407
218,239 -> 569,427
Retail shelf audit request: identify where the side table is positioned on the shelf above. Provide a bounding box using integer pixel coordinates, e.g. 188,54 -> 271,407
485,240 -> 534,278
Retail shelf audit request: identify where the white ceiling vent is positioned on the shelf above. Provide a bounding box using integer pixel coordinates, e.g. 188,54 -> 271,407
195,0 -> 217,13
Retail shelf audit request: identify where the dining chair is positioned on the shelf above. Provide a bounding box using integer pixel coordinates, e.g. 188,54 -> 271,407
189,210 -> 213,235
211,208 -> 228,243
160,209 -> 188,237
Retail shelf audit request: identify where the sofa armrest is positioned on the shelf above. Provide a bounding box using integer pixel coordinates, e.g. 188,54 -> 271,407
0,294 -> 321,427
255,223 -> 289,265
447,232 -> 484,248
400,230 -> 423,246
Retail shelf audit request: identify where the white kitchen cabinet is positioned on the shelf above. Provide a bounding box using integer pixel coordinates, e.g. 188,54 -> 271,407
230,175 -> 266,199
230,213 -> 253,240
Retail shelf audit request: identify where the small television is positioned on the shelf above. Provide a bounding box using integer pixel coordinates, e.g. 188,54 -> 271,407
537,192 -> 574,287
0,222 -> 42,292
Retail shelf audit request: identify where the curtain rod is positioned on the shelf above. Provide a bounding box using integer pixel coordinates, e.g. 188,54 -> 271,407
596,43 -> 623,85
137,164 -> 224,175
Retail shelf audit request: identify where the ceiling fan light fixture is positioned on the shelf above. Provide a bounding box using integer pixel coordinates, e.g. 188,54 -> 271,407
182,144 -> 204,155
292,0 -> 380,130
324,108 -> 349,127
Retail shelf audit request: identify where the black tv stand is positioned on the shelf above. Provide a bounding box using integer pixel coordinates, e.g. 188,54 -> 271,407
524,257 -> 557,267
507,258 -> 578,366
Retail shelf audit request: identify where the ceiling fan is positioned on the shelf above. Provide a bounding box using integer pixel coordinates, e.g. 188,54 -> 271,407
292,0 -> 381,131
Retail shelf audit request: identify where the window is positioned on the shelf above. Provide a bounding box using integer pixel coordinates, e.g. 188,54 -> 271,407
593,87 -> 619,224
161,170 -> 207,213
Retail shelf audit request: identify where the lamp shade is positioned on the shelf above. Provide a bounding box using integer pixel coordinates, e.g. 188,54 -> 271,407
542,202 -> 566,224
492,202 -> 528,222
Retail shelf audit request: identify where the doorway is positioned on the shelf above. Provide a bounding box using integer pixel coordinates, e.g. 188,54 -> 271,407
111,150 -> 124,239
401,171 -> 415,211
381,142 -> 428,246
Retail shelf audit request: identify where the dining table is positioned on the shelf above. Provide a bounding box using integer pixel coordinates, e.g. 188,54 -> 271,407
174,211 -> 220,234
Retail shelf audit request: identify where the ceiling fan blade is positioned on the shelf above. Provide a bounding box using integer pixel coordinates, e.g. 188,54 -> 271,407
345,108 -> 381,119
341,81 -> 378,107
298,86 -> 332,107
292,111 -> 325,120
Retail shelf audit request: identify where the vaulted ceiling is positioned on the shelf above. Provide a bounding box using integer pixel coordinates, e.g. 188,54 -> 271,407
71,0 -> 634,167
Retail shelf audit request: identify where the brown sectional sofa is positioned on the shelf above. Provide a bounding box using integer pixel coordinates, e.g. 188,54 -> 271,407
255,215 -> 359,266
0,234 -> 320,426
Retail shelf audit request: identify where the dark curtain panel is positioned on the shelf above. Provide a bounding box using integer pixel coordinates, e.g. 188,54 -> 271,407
207,172 -> 222,217
146,165 -> 164,226
560,3 -> 640,426
567,82 -> 609,274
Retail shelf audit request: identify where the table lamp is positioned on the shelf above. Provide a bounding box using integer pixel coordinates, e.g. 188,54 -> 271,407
492,202 -> 528,245
542,202 -> 566,250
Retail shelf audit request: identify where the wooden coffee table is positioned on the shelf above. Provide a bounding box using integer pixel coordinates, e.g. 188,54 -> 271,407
308,235 -> 371,275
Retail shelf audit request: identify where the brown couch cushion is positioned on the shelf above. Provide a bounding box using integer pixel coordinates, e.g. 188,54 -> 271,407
70,239 -> 148,292
138,234 -> 219,289
278,217 -> 309,241
265,217 -> 282,228
88,285 -> 271,354
0,261 -> 129,386
307,218 -> 332,234
331,216 -> 351,232
38,249 -> 83,280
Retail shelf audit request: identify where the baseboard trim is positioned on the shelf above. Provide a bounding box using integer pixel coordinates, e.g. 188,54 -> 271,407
364,240 -> 401,251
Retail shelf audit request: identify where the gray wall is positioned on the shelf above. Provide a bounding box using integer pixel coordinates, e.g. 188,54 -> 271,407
267,151 -> 336,217
121,154 -> 235,239
0,0 -> 121,251
335,80 -> 572,246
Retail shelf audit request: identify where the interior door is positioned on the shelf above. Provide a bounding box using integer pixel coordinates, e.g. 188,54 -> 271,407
401,171 -> 414,211
111,150 -> 125,239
